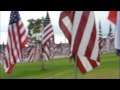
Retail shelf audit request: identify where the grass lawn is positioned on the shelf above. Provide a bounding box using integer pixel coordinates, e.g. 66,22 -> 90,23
0,52 -> 119,79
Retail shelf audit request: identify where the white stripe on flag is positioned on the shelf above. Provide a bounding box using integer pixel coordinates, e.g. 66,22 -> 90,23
78,55 -> 93,72
19,20 -> 22,25
9,25 -> 15,64
13,23 -> 21,62
91,29 -> 99,61
4,48 -> 10,67
77,11 -> 94,56
62,16 -> 72,34
43,27 -> 53,38
71,11 -> 83,52
44,23 -> 52,30
20,26 -> 25,34
42,32 -> 54,44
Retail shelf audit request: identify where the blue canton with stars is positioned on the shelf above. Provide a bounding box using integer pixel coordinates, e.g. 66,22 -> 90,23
44,12 -> 51,27
9,11 -> 21,25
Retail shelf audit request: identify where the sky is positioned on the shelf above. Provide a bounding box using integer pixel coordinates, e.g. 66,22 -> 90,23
0,11 -> 115,44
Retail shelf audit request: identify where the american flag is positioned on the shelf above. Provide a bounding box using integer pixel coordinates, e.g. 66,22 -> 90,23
98,20 -> 103,51
27,46 -> 35,62
33,44 -> 40,61
108,11 -> 120,56
105,24 -> 114,52
42,11 -> 55,61
25,35 -> 41,62
108,24 -> 114,43
59,11 -> 100,74
26,36 -> 35,62
4,11 -> 28,74
105,39 -> 110,52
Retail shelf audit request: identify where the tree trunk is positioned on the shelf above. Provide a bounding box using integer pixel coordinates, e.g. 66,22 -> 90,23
39,55 -> 45,71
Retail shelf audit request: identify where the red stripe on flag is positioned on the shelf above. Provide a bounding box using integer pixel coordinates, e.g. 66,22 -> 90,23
59,11 -> 100,74
6,64 -> 15,74
44,25 -> 52,33
4,11 -> 28,74
72,11 -> 90,56
59,11 -> 74,43
76,56 -> 87,74
108,11 -> 117,25
43,30 -> 53,40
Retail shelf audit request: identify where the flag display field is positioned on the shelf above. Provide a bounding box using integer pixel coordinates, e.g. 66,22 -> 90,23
0,52 -> 119,79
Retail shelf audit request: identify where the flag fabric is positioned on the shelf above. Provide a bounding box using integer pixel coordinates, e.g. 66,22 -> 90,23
22,47 -> 25,60
108,11 -> 117,25
33,44 -> 40,61
66,47 -> 72,58
59,11 -> 100,74
42,12 -> 55,61
108,11 -> 120,56
26,35 -> 41,62
98,20 -> 103,51
26,36 -> 35,62
28,46 -> 35,62
105,38 -> 111,52
59,11 -> 74,44
4,11 -> 28,74
105,24 -> 114,52
108,24 -> 114,43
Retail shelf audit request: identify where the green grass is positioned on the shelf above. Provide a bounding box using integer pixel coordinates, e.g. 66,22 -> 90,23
0,52 -> 119,79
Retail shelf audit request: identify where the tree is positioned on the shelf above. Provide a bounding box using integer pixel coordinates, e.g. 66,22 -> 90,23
28,18 -> 44,36
27,17 -> 45,70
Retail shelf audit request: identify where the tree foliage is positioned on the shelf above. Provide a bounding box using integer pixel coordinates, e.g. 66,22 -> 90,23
27,17 -> 45,43
27,18 -> 44,35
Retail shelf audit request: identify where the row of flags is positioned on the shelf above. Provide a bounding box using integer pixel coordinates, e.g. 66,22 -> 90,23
99,21 -> 115,53
105,24 -> 115,52
24,37 -> 41,62
0,28 -> 114,65
2,11 -> 55,74
54,44 -> 70,56
1,11 -> 120,75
